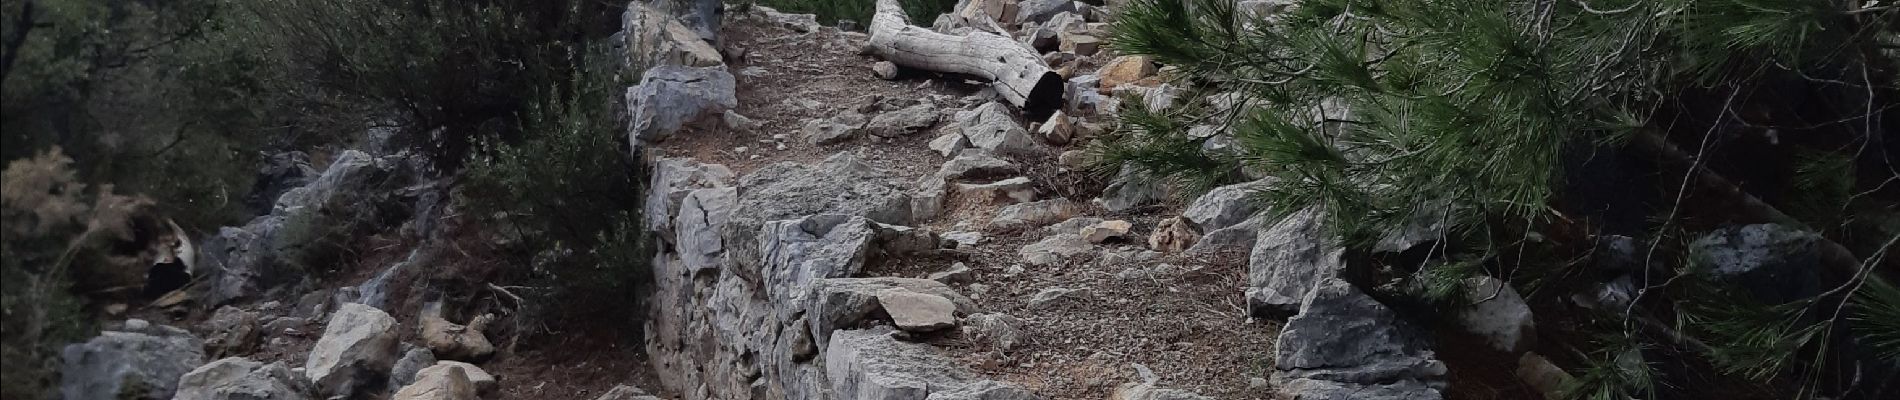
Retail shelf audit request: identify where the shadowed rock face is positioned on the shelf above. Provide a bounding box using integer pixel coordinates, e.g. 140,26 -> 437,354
1273,279 -> 1445,400
60,320 -> 206,400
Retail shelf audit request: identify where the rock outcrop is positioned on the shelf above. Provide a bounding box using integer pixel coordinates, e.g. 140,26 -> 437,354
826,328 -> 1037,399
1689,224 -> 1824,304
174,357 -> 310,400
202,150 -> 425,305
623,2 -> 724,68
304,303 -> 400,396
59,320 -> 206,400
1183,180 -> 1270,231
1247,208 -> 1345,317
391,363 -> 477,400
627,65 -> 738,143
1456,277 -> 1536,354
1273,279 -> 1445,400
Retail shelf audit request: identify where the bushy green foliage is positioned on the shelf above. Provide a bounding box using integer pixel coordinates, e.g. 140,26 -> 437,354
0,148 -> 150,400
1851,278 -> 1900,364
1108,0 -> 1896,397
753,0 -> 960,26
243,0 -> 623,167
459,47 -> 648,326
3,0 -> 270,229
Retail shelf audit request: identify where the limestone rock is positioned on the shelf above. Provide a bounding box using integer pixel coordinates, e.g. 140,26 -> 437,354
175,358 -> 310,400
1016,0 -> 1078,24
957,102 -> 1041,155
1028,287 -> 1089,309
388,345 -> 437,390
723,110 -> 759,131
990,198 -> 1078,231
1039,110 -> 1075,145
1189,215 -> 1263,254
1020,233 -> 1096,266
1275,378 -> 1443,400
956,177 -> 1037,204
1066,75 -> 1111,115
627,65 -> 737,143
930,131 -> 973,156
937,150 -> 1018,181
593,384 -> 664,400
622,3 -> 723,68
390,362 -> 476,400
873,61 -> 900,80
246,151 -> 318,213
913,177 -> 952,223
805,117 -> 863,145
867,104 -> 942,138
642,158 -> 734,243
304,303 -> 400,396
203,306 -> 262,358
1112,381 -> 1214,400
825,328 -> 1037,399
1044,216 -> 1106,236
1096,163 -> 1172,212
1457,277 -> 1536,354
953,0 -> 1021,27
962,313 -> 1026,351
1515,352 -> 1573,400
810,277 -> 980,342
942,231 -> 986,248
418,302 -> 495,362
674,187 -> 738,272
733,152 -> 914,227
59,320 -> 206,400
1081,220 -> 1134,243
206,150 -> 417,305
421,361 -> 496,394
1247,208 -> 1345,318
1098,55 -> 1157,90
1689,224 -> 1824,304
929,262 -> 977,284
1149,216 -> 1200,253
876,290 -> 960,332
1273,279 -> 1445,398
755,5 -> 820,32
657,0 -> 723,41
1061,34 -> 1101,57
1184,180 -> 1271,231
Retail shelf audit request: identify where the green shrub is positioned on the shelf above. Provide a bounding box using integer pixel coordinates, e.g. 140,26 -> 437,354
0,148 -> 150,400
2,0 -> 269,230
243,0 -> 623,167
459,46 -> 649,327
1108,0 -> 1897,396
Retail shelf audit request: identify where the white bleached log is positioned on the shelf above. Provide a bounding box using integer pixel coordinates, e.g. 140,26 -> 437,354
865,0 -> 1064,114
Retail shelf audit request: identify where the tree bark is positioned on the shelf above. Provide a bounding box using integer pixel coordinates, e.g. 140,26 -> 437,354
865,0 -> 1064,115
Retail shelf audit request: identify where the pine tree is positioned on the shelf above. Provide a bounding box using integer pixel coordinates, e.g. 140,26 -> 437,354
1107,0 -> 1898,397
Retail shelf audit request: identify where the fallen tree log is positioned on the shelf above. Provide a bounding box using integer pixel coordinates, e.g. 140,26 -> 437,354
865,0 -> 1064,115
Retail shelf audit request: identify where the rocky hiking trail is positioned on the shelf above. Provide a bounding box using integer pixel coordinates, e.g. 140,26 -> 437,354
52,2 -> 1554,400
636,4 -> 1280,400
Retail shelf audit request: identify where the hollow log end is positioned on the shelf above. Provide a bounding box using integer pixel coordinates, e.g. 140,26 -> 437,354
1023,71 -> 1066,120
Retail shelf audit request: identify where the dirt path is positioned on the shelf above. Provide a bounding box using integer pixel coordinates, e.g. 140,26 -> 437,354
654,10 -> 1280,399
